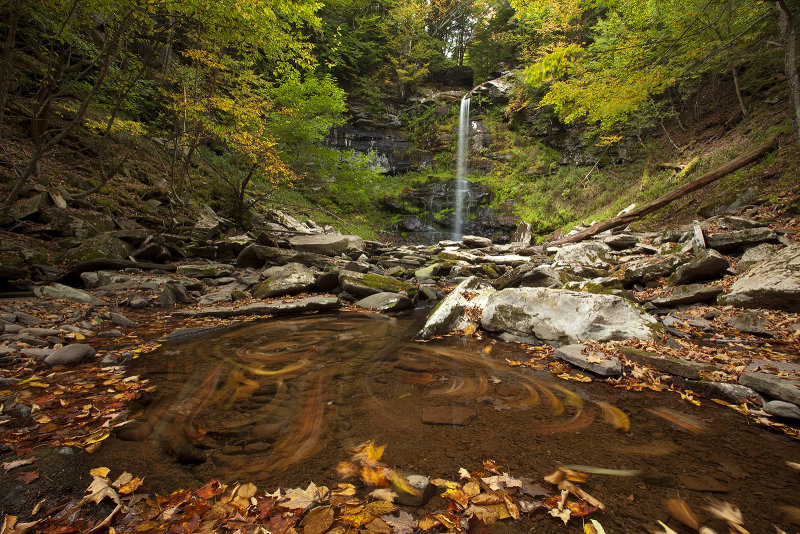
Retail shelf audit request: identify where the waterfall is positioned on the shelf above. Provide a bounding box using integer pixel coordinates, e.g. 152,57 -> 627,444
452,95 -> 471,241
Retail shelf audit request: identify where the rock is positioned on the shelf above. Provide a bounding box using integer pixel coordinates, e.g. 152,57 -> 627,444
519,265 -> 573,288
604,234 -> 638,250
735,243 -> 777,274
236,244 -> 335,270
554,344 -> 622,377
44,344 -> 96,366
480,254 -> 529,266
480,288 -> 659,345
20,348 -> 55,361
490,259 -> 550,290
668,249 -> 730,285
715,216 -> 765,230
686,381 -> 759,404
512,222 -> 532,246
110,312 -> 139,327
288,234 -> 364,256
176,263 -> 233,278
172,296 -> 341,318
133,242 -> 172,262
718,244 -> 800,311
650,284 -> 724,308
392,474 -> 435,507
354,292 -> 413,312
617,346 -> 717,379
706,228 -> 778,252
64,233 -> 133,263
192,204 -> 226,241
15,311 -> 43,325
763,400 -> 800,420
198,283 -> 248,305
8,192 -> 49,220
127,296 -> 151,308
727,311 -> 771,336
415,264 -> 441,281
461,235 -> 492,248
0,264 -> 27,280
33,283 -> 107,305
417,277 -> 494,339
738,372 -> 800,405
622,254 -> 687,285
553,241 -> 613,269
422,406 -> 476,425
339,270 -> 417,299
253,263 -> 316,298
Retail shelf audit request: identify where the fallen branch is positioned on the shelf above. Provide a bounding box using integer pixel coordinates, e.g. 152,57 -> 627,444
553,134 -> 780,245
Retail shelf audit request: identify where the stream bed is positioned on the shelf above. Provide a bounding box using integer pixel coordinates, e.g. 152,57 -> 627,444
19,311 -> 800,532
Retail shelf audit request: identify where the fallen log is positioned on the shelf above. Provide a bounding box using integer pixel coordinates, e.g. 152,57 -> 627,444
553,134 -> 781,245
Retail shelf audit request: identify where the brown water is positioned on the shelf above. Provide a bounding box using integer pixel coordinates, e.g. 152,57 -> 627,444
93,312 -> 799,532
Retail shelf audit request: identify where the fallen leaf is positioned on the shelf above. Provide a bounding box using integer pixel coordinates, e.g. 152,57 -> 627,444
300,505 -> 334,534
655,520 -> 679,534
280,482 -> 327,512
369,488 -> 397,502
16,470 -> 39,484
2,459 -> 34,472
597,401 -> 630,431
666,497 -> 700,530
381,511 -> 416,534
482,473 -> 523,491
366,517 -> 392,534
549,507 -> 571,525
705,502 -> 748,534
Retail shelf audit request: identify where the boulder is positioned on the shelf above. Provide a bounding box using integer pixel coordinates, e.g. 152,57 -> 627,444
172,296 -> 341,318
8,192 -> 49,220
650,284 -> 723,308
554,344 -> 623,377
33,283 -> 107,305
480,288 -> 659,345
192,204 -> 226,241
727,311 -> 771,336
176,263 -> 233,278
417,277 -> 495,339
553,242 -> 613,269
461,235 -> 492,248
718,244 -> 800,311
511,222 -> 532,246
667,249 -> 730,285
622,254 -> 687,285
763,400 -> 800,421
354,292 -> 413,312
252,263 -> 315,298
289,234 -> 364,256
339,270 -> 417,299
735,243 -> 777,274
617,346 -> 717,379
604,234 -> 638,250
44,344 -> 96,367
64,233 -> 133,263
706,228 -> 778,252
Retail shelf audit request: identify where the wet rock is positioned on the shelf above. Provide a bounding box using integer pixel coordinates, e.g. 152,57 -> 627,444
392,474 -> 435,507
481,288 -> 659,345
763,400 -> 800,420
553,241 -> 613,269
253,263 -> 315,298
127,296 -> 151,309
618,346 -> 717,379
554,344 -> 622,377
422,406 -> 476,425
44,344 -> 96,366
33,283 -> 107,305
176,263 -> 233,278
706,228 -> 778,252
735,243 -> 777,274
668,249 -> 730,285
355,292 -> 413,312
461,235 -> 492,248
686,381 -> 759,404
0,264 -> 27,281
738,372 -> 800,405
650,284 -> 724,308
288,234 -> 364,256
339,270 -> 417,299
173,296 -> 341,318
604,234 -> 638,250
417,277 -> 494,339
718,244 -> 800,311
20,348 -> 55,361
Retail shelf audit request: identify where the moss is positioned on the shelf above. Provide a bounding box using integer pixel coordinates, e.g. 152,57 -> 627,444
362,273 -> 418,298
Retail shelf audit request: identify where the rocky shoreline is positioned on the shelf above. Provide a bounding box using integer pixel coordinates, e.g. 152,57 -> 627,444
1,208 -> 800,450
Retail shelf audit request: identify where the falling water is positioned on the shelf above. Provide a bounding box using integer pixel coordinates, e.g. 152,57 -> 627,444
452,95 -> 471,241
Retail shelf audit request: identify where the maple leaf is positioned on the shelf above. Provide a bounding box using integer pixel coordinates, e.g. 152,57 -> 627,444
381,511 -> 416,534
280,482 -> 328,511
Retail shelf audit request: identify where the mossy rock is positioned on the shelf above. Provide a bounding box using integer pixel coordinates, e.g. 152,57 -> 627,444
339,270 -> 418,299
62,233 -> 133,264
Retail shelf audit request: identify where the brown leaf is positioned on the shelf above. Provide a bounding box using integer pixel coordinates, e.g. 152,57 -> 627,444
2,459 -> 34,472
365,501 -> 398,517
300,505 -> 334,534
381,511 -> 416,534
365,517 -> 391,534
16,470 -> 39,484
666,497 -> 700,530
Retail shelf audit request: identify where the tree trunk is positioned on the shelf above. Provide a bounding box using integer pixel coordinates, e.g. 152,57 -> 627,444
0,0 -> 21,126
777,0 -> 800,148
553,134 -> 780,245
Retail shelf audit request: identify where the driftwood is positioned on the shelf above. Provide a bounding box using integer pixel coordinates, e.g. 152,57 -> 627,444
553,134 -> 781,245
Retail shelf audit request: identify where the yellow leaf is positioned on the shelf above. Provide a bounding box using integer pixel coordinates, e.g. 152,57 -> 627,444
365,501 -> 398,516
74,333 -> 85,340
90,467 -> 111,478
